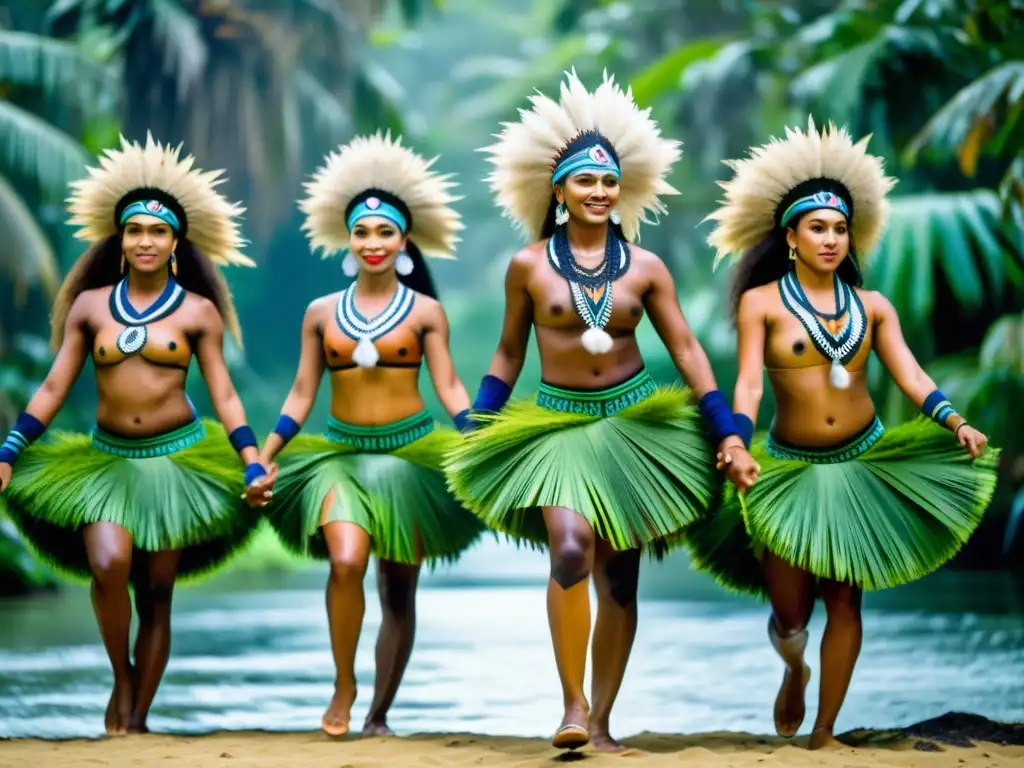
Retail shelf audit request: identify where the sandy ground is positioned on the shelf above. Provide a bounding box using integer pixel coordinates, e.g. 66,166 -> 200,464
3,717 -> 1023,768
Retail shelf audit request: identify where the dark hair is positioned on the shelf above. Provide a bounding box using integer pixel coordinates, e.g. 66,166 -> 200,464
399,240 -> 438,299
728,178 -> 862,323
50,234 -> 241,349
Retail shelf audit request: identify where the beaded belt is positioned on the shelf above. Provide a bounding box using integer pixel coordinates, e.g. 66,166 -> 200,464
536,369 -> 656,417
91,419 -> 206,458
765,417 -> 884,463
325,410 -> 434,452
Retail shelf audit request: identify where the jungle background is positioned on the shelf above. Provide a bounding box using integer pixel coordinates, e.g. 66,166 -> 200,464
0,0 -> 1022,596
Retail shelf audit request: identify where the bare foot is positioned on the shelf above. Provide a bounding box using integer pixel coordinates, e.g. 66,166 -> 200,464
552,701 -> 590,751
808,727 -> 844,750
322,683 -> 357,738
104,677 -> 133,736
126,724 -> 150,735
589,727 -> 643,755
362,719 -> 395,737
774,662 -> 811,738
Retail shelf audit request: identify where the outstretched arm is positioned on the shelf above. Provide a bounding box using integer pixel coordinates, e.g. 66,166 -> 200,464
872,292 -> 987,457
259,301 -> 326,465
422,301 -> 472,429
731,290 -> 768,447
0,296 -> 90,489
644,257 -> 758,488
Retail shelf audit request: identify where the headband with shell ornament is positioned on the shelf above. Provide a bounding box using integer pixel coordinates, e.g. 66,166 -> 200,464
703,116 -> 897,271
298,131 -> 463,368
60,132 -> 251,347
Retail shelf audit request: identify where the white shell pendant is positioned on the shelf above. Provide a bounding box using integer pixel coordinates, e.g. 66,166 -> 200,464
352,337 -> 380,368
581,327 -> 614,355
829,358 -> 851,389
116,325 -> 147,355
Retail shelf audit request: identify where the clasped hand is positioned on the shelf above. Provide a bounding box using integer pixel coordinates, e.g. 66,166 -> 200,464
715,440 -> 759,491
243,463 -> 279,508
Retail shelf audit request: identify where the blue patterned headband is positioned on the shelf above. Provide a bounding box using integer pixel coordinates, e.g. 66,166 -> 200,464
346,195 -> 408,233
119,199 -> 182,231
780,190 -> 850,228
552,142 -> 621,186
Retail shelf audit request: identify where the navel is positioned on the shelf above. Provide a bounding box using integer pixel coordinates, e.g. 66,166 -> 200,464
826,416 -> 835,426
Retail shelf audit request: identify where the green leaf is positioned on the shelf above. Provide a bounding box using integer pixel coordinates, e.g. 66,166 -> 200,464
0,30 -> 115,114
0,173 -> 59,300
150,0 -> 208,99
629,38 -> 728,106
0,98 -> 91,195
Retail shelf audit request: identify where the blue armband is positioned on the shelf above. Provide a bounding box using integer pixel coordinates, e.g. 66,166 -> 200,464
0,412 -> 47,466
922,389 -> 957,426
244,463 -> 267,486
698,390 -> 740,444
453,409 -> 474,434
472,375 -> 512,414
273,414 -> 302,444
228,425 -> 258,454
733,413 -> 754,449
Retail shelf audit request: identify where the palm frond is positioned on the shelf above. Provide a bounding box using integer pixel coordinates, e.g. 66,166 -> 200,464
907,62 -> 1024,172
0,173 -> 59,301
0,99 -> 90,195
866,190 -> 1024,325
293,68 -> 353,144
0,30 -> 115,115
151,0 -> 208,99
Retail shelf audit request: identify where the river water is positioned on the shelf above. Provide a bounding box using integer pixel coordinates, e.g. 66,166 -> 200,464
1,542 -> 1022,740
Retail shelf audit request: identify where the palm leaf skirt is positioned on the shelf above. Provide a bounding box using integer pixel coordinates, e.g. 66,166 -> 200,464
265,411 -> 486,566
685,417 -> 1000,598
443,371 -> 721,557
1,419 -> 259,582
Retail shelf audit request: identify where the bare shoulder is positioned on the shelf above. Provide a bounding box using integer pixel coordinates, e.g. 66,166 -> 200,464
413,292 -> 443,314
183,292 -> 222,327
72,286 -> 107,312
308,291 -> 341,315
737,284 -> 777,318
854,288 -> 894,320
509,240 -> 547,273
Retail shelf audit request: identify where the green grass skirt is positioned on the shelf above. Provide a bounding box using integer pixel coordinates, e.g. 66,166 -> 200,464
265,417 -> 486,565
1,419 -> 259,582
443,379 -> 721,557
684,417 -> 1001,598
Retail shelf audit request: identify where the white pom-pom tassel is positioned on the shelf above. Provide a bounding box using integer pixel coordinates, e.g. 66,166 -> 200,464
581,327 -> 614,355
829,359 -> 850,389
352,337 -> 380,368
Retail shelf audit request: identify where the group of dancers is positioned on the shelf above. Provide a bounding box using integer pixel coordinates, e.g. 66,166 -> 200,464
0,71 -> 999,752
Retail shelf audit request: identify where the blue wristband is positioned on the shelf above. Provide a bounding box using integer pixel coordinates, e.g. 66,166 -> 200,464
244,463 -> 267,485
0,412 -> 47,467
472,375 -> 512,414
698,390 -> 740,444
273,414 -> 301,444
922,389 -> 957,426
229,425 -> 258,454
733,413 -> 754,449
453,409 -> 473,434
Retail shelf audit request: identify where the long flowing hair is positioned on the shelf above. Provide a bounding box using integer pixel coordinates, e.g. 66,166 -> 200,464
50,235 -> 242,349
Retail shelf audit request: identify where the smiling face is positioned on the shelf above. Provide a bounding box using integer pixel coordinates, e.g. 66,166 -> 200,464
349,215 -> 407,275
121,213 -> 178,274
786,207 -> 850,274
555,171 -> 621,227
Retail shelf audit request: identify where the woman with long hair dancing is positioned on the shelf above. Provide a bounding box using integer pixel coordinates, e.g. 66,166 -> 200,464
0,134 -> 272,734
685,118 -> 999,749
256,132 -> 485,737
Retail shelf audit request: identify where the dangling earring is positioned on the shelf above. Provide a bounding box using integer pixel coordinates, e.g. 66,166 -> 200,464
342,252 -> 358,277
170,252 -> 178,276
609,209 -> 622,226
788,247 -> 797,261
395,251 -> 414,276
120,254 -> 126,273
555,203 -> 569,226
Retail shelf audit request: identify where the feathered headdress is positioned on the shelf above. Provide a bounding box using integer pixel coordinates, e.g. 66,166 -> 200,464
705,117 -> 897,269
299,131 -> 463,259
481,69 -> 681,243
67,132 -> 252,267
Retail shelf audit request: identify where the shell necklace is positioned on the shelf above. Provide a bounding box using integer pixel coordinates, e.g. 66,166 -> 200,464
108,276 -> 186,355
335,282 -> 415,368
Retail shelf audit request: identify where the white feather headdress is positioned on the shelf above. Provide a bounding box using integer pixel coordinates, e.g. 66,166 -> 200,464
481,69 -> 681,243
66,132 -> 252,267
705,117 -> 897,269
300,131 -> 463,259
